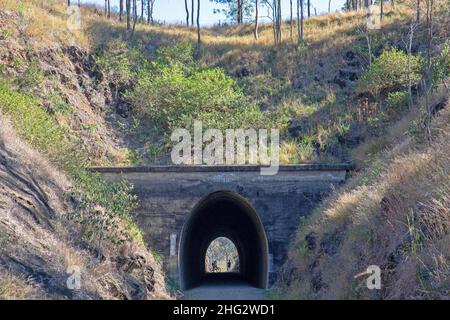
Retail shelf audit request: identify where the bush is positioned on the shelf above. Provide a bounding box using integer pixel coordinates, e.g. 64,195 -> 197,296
126,43 -> 289,134
357,49 -> 423,98
386,91 -> 408,109
95,40 -> 143,96
18,59 -> 45,90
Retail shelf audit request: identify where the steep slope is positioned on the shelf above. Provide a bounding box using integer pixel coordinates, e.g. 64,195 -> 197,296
0,115 -> 168,299
276,92 -> 449,299
0,2 -> 170,299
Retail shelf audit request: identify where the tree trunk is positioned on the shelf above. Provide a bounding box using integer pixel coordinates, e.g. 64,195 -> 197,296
237,0 -> 243,24
107,0 -> 111,19
297,0 -> 303,48
67,0 -> 70,5
416,0 -> 420,22
381,0 -> 383,20
120,0 -> 124,21
132,0 -> 137,33
254,0 -> 259,40
151,0 -> 155,24
273,0 -> 282,44
145,0 -> 154,24
185,0 -> 190,26
301,0 -> 304,43
290,0 -> 294,44
191,0 -> 195,25
406,22 -> 417,110
328,0 -> 331,13
126,0 -> 131,30
307,0 -> 310,17
141,0 -> 144,22
424,0 -> 433,144
278,0 -> 282,43
196,0 -> 201,51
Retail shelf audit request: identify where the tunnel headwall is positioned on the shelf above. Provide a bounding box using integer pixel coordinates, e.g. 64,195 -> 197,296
92,164 -> 352,288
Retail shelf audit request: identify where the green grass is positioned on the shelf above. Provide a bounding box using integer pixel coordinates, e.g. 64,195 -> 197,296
0,79 -> 140,248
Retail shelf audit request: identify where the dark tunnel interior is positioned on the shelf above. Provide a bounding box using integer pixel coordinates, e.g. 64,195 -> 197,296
179,191 -> 269,290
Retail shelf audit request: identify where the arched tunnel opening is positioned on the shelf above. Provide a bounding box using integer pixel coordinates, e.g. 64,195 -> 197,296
179,191 -> 269,290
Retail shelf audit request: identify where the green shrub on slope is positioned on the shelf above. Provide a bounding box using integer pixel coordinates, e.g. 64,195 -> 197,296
357,49 -> 423,99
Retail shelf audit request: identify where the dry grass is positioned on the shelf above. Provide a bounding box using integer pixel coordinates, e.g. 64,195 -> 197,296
277,90 -> 450,299
0,271 -> 39,300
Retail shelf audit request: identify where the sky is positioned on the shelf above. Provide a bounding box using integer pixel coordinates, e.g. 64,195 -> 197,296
80,0 -> 347,26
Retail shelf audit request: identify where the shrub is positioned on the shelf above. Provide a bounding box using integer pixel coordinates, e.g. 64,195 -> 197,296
18,59 -> 45,90
126,43 -> 288,135
386,91 -> 408,109
357,49 -> 423,98
431,41 -> 450,89
95,40 -> 142,96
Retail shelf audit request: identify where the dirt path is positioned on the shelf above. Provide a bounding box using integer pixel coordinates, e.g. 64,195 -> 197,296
183,284 -> 269,300
181,274 -> 269,300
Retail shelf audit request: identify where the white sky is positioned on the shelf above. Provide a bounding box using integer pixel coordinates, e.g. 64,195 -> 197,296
80,0 -> 347,26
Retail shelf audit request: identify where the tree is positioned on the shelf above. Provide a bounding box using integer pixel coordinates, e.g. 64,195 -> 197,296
120,0 -> 124,21
403,22 -> 418,109
307,0 -> 310,17
185,0 -> 190,25
381,0 -> 383,20
67,0 -> 70,5
147,0 -> 155,24
423,0 -> 434,144
237,0 -> 243,24
197,0 -> 201,51
210,0 -> 254,24
273,0 -> 282,44
132,0 -> 137,33
290,0 -> 294,44
416,0 -> 420,22
192,0 -> 195,25
297,0 -> 304,48
328,0 -> 331,13
126,0 -> 131,30
254,0 -> 259,40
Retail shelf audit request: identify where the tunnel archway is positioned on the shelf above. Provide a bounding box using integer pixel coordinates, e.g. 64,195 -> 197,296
179,191 -> 269,290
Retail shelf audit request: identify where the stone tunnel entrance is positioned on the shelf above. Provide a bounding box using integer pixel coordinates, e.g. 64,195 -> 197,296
179,191 -> 269,290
